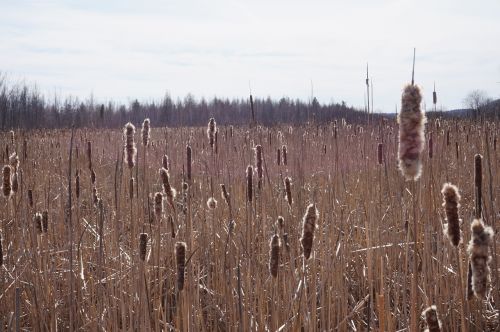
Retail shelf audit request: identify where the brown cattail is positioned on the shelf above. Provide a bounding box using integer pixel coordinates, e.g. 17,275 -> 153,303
10,130 -> 14,145
34,212 -> 43,234
284,177 -> 292,207
446,130 -> 450,146
255,145 -> 263,188
467,218 -> 494,298
282,145 -> 287,166
28,189 -> 33,207
123,122 -> 137,169
139,233 -> 148,261
42,210 -> 49,233
22,138 -> 27,160
220,184 -> 230,208
494,135 -> 497,151
428,133 -> 433,159
141,118 -> 150,146
129,177 -> 134,200
215,131 -> 218,154
175,242 -> 187,291
154,192 -> 163,220
207,197 -> 217,209
0,233 -> 3,266
246,165 -> 253,202
162,155 -> 169,170
397,84 -> 426,181
474,154 -> 482,219
186,145 -> 192,181
300,204 -> 318,259
2,165 -> 12,197
377,143 -> 383,165
11,171 -> 18,194
75,170 -> 80,199
441,183 -> 462,246
87,141 -> 92,170
432,90 -> 437,106
159,168 -> 176,208
269,234 -> 280,278
422,305 -> 441,332
207,118 -> 216,149
276,216 -> 284,232
455,141 -> 459,160
91,169 -> 96,185
277,148 -> 281,166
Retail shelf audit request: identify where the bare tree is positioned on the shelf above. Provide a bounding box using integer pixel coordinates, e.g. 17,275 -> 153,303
463,90 -> 490,119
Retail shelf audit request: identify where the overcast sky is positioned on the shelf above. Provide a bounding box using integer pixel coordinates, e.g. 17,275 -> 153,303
1,0 -> 499,112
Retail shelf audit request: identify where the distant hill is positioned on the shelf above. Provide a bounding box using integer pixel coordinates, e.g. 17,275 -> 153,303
427,98 -> 499,119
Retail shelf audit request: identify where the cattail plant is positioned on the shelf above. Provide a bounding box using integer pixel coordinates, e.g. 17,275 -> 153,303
175,242 -> 187,291
186,145 -> 192,181
255,145 -> 263,188
397,84 -> 426,180
9,152 -> 19,171
11,171 -> 18,194
207,197 -> 217,209
129,177 -> 134,200
377,143 -> 383,165
139,233 -> 148,261
160,168 -> 176,209
92,187 -> 100,206
474,154 -> 482,218
10,130 -> 14,145
154,192 -> 163,220
75,170 -> 80,199
282,145 -> 287,166
162,155 -> 169,170
269,234 -> 280,278
246,165 -> 253,202
277,148 -> 281,166
141,118 -> 150,146
284,177 -> 292,207
91,169 -> 96,186
467,219 -> 494,298
0,233 -> 3,266
276,216 -> 284,233
422,305 -> 441,332
42,210 -> 49,233
34,212 -> 43,234
428,133 -> 433,159
28,189 -> 33,207
441,183 -> 462,246
207,118 -> 216,150
124,122 -> 137,169
220,184 -> 230,208
87,141 -> 92,170
2,165 -> 12,197
300,203 -> 318,259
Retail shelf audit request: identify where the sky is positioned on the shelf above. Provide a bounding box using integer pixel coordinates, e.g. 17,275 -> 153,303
1,0 -> 500,112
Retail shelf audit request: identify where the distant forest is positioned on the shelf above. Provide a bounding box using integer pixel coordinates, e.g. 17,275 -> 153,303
0,76 -> 371,130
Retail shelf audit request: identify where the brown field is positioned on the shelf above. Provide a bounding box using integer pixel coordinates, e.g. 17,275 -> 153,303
0,118 -> 498,331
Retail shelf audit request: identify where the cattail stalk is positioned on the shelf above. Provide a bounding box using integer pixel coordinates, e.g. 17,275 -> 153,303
441,183 -> 462,246
300,204 -> 318,259
175,242 -> 186,291
397,84 -> 426,180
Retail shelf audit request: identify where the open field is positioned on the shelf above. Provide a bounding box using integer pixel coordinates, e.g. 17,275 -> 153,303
0,117 -> 498,331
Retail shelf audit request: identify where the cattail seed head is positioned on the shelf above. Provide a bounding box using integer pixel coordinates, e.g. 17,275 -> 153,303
282,145 -> 287,166
160,168 -> 176,208
422,305 -> 441,332
162,155 -> 169,170
169,215 -> 176,238
474,154 -> 482,219
467,218 -> 494,298
300,204 -> 318,259
377,143 -> 383,165
139,233 -> 148,261
428,133 -> 433,159
284,177 -> 292,207
42,210 -> 49,233
141,118 -> 151,146
207,197 -> 217,209
277,148 -> 281,166
269,234 -> 280,278
123,122 -> 137,169
34,212 -> 43,234
186,145 -> 192,181
28,189 -> 33,207
441,183 -> 462,246
154,192 -> 163,219
11,171 -> 18,194
75,171 -> 80,199
129,177 -> 134,200
207,118 -> 216,149
0,233 -> 3,267
2,165 -> 12,197
220,184 -> 230,207
246,165 -> 253,202
397,84 -> 426,181
10,130 -> 14,145
432,90 -> 437,105
255,145 -> 263,186
175,242 -> 187,291
87,141 -> 92,170
276,216 -> 284,232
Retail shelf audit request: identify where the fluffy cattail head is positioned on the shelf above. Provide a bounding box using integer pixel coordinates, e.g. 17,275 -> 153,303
422,305 -> 441,332
162,155 -> 169,170
159,168 -> 176,208
141,118 -> 151,146
284,177 -> 292,207
207,118 -> 216,149
246,165 -> 253,202
467,218 -> 494,298
207,197 -> 218,209
154,192 -> 163,219
441,183 -> 462,246
474,154 -> 482,219
397,84 -> 426,181
269,234 -> 280,278
34,212 -> 43,234
175,242 -> 187,291
2,165 -> 12,197
123,122 -> 137,169
186,145 -> 192,181
139,233 -> 148,261
300,204 -> 318,259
